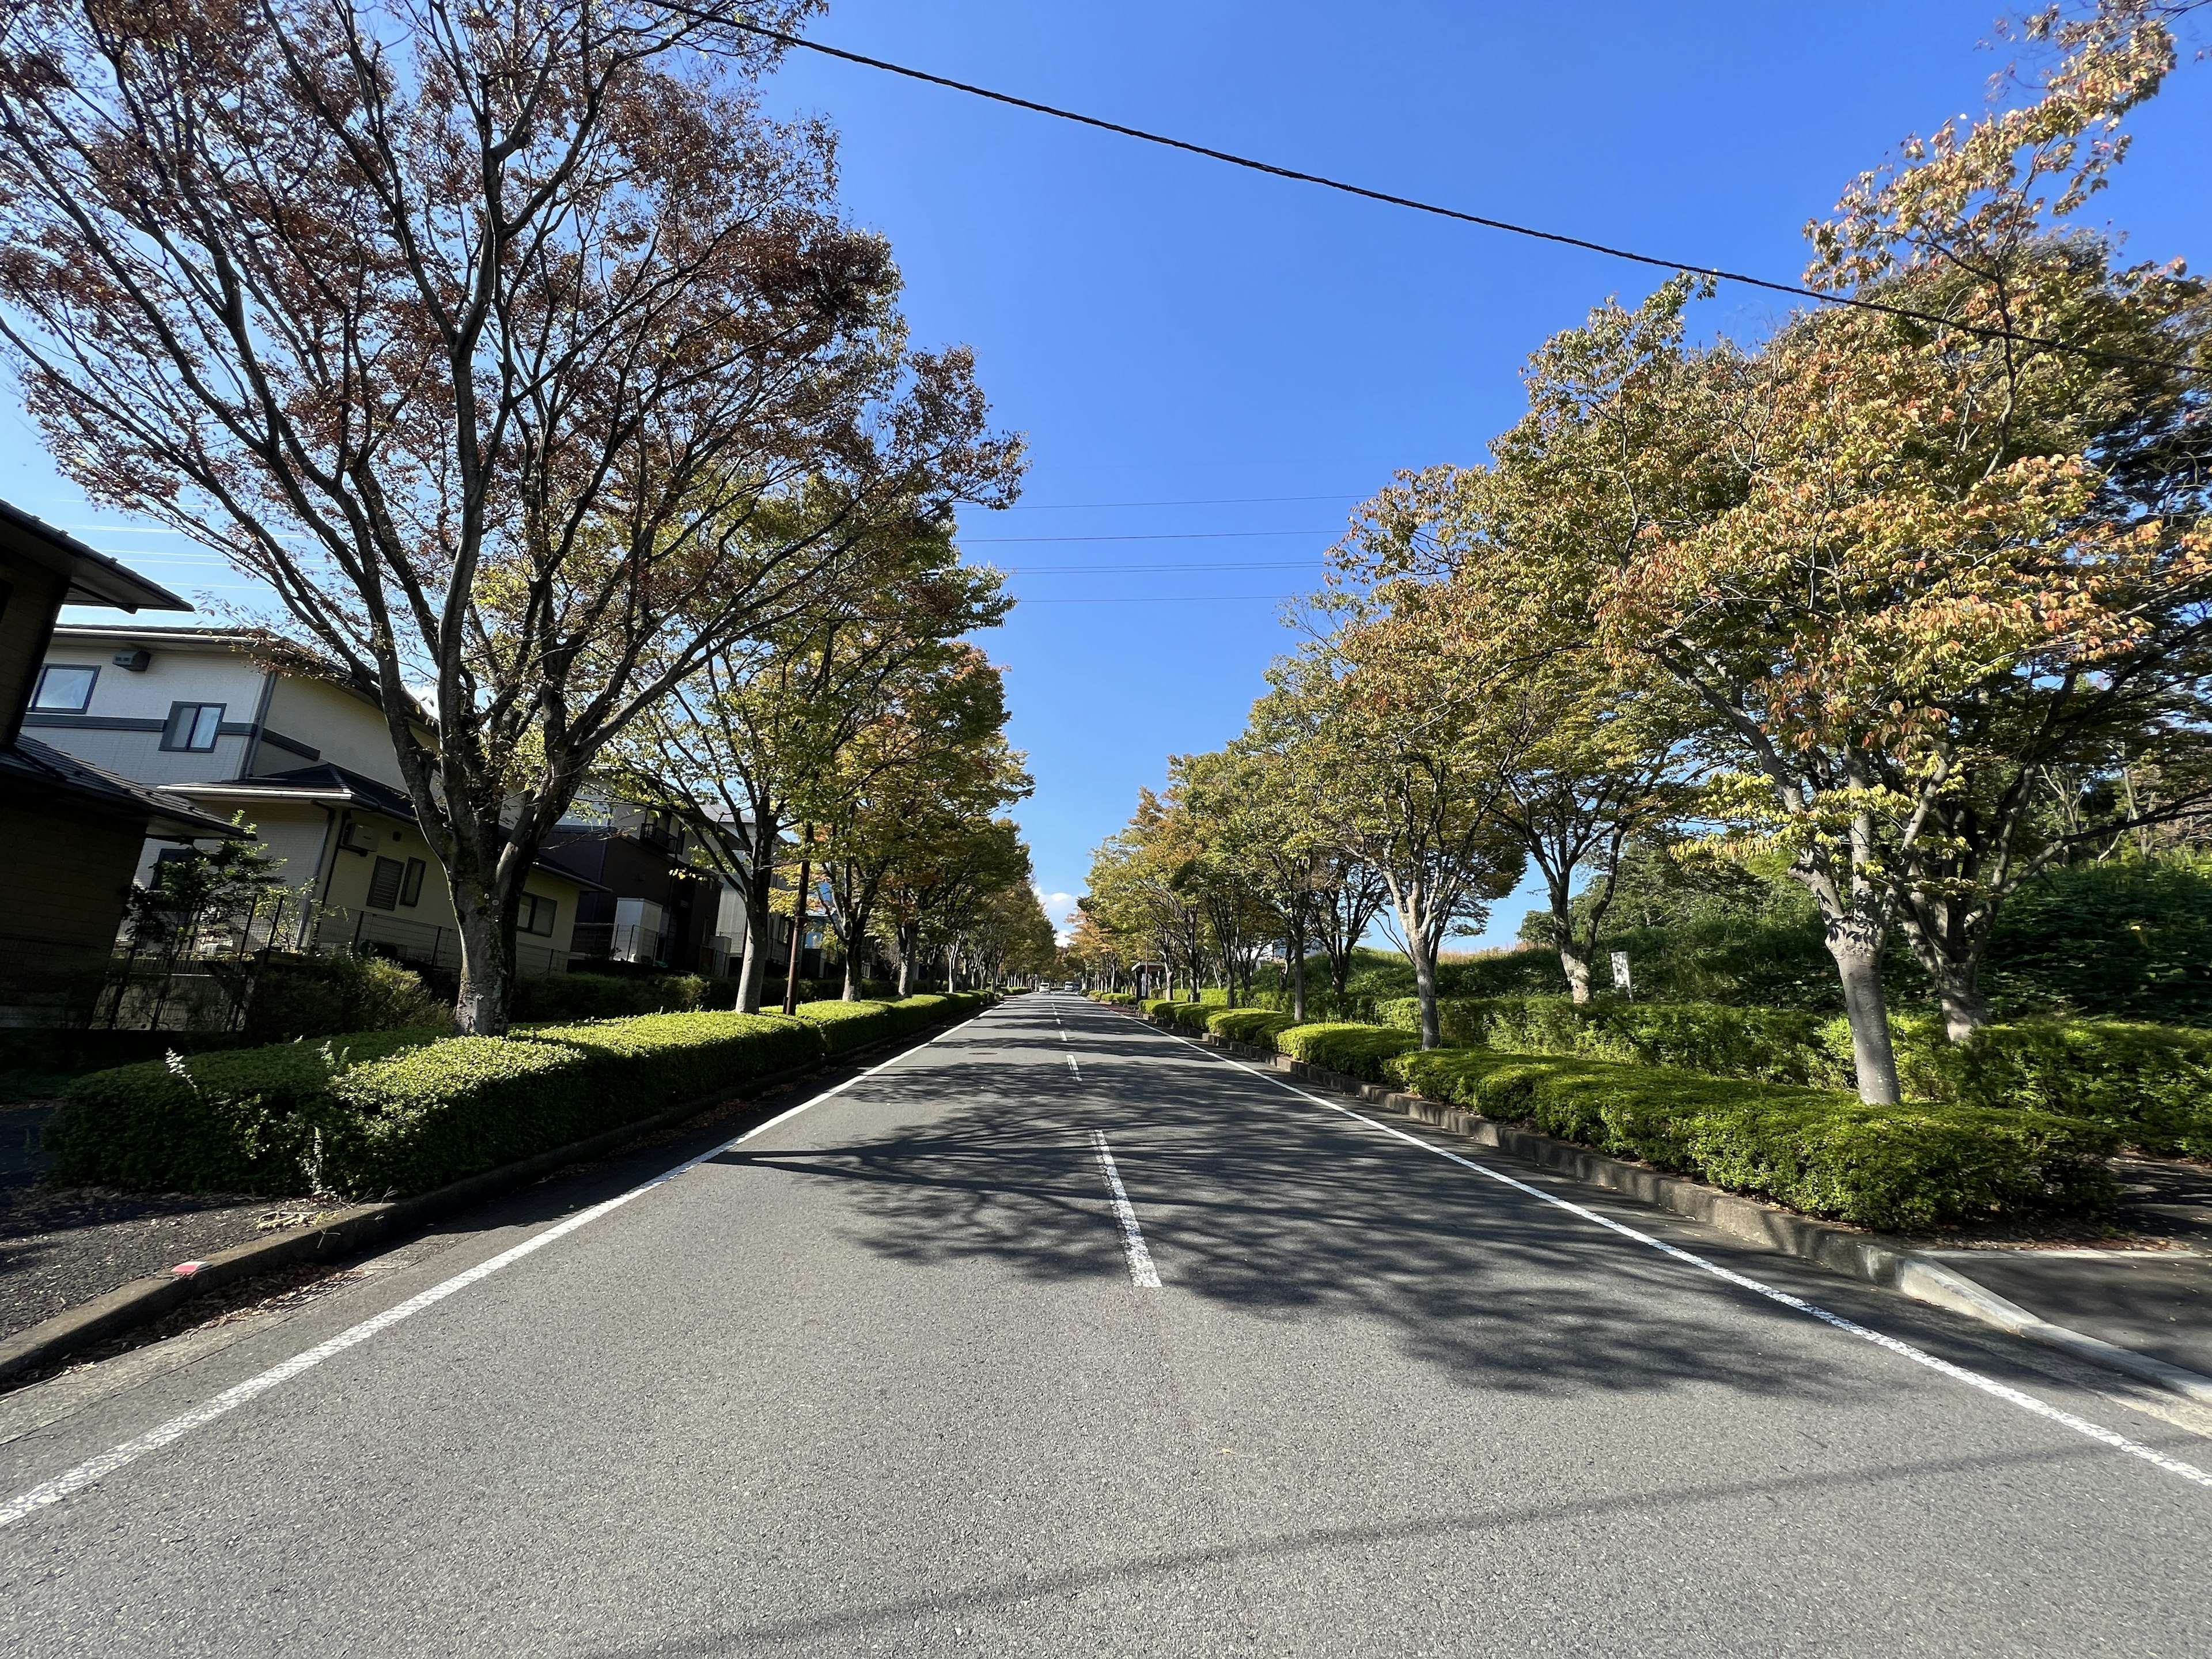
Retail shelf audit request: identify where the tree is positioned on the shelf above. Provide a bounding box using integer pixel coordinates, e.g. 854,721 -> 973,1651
0,1 -> 1021,1032
1275,635 -> 1526,1050
607,546 -> 1007,1011
810,650 -> 1029,998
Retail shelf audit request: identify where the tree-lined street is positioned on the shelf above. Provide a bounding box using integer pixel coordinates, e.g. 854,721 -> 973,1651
3,995 -> 2206,1656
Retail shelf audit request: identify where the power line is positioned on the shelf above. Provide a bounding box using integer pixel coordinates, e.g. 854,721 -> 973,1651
964,528 -> 1332,544
995,493 -> 1362,511
1001,559 -> 1318,573
734,19 -> 2200,376
1013,593 -> 1296,604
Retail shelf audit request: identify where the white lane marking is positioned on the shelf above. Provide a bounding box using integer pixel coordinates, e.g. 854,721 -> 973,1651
1089,1128 -> 1161,1288
1141,1023 -> 2212,1492
1067,1053 -> 1082,1081
0,1017 -> 983,1532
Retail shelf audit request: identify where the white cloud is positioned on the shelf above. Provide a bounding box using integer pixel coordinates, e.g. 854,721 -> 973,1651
1036,888 -> 1081,945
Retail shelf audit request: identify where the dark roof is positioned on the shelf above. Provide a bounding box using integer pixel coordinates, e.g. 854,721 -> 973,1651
0,498 -> 190,612
1,736 -> 247,839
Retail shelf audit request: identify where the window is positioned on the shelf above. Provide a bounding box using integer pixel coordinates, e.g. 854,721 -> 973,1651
400,858 -> 426,907
366,857 -> 404,911
518,893 -> 557,936
161,702 -> 225,752
32,664 -> 97,712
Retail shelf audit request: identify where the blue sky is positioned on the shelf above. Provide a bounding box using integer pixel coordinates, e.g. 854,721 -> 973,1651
17,2 -> 2212,944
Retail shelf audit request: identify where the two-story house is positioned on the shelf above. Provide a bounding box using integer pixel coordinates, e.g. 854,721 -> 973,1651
0,502 -> 244,1024
540,799 -> 757,976
32,623 -> 596,981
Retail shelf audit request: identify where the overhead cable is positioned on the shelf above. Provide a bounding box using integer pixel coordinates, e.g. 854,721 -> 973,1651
729,18 -> 2198,376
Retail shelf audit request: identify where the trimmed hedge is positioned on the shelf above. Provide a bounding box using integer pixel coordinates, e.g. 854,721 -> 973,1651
47,994 -> 995,1199
1276,1022 -> 1421,1081
1377,995 -> 1830,1085
323,1012 -> 822,1196
1896,1017 -> 2212,1158
44,1028 -> 443,1194
1207,1008 -> 1298,1048
1384,1048 -> 2117,1231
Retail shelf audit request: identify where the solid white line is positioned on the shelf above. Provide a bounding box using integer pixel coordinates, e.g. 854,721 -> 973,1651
0,1018 -> 979,1532
1140,1022 -> 2212,1492
1089,1128 -> 1161,1288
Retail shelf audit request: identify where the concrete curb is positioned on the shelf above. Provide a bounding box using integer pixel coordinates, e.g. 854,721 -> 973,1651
1125,1004 -> 2212,1407
0,1008 -> 988,1387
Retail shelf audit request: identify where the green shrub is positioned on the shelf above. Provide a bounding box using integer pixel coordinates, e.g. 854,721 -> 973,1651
50,993 -> 992,1198
1090,991 -> 1137,1006
244,951 -> 446,1041
46,1028 -> 443,1194
1208,1008 -> 1298,1049
1167,1001 -> 1219,1032
507,972 -> 715,1022
1277,1022 -> 1421,1081
1384,1047 -> 2117,1231
1378,995 -> 1830,1084
1894,1017 -> 2212,1157
323,1012 -> 822,1196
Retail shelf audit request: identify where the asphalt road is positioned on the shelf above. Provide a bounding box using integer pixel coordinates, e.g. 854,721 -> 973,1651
2,993 -> 2210,1657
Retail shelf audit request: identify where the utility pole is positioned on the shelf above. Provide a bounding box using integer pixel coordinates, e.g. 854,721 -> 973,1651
782,826 -> 813,1017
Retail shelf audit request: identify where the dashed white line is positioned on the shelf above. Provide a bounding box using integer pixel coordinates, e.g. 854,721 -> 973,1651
1141,1022 -> 2212,1493
1067,1053 -> 1082,1081
1089,1128 -> 1161,1288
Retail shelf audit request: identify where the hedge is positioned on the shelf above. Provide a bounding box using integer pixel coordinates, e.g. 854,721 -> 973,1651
47,993 -> 995,1199
44,1028 -> 443,1194
1384,1047 -> 2117,1232
1894,1017 -> 2212,1158
1275,1022 -> 1421,1081
1207,1008 -> 1298,1048
1376,995 -> 1831,1085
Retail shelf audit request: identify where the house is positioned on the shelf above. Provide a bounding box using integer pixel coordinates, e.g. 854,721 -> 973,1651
0,502 -> 245,1024
32,623 -> 594,981
540,799 -> 748,975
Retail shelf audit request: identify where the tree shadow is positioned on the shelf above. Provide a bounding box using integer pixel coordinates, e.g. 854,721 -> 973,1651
709,1024 -> 1883,1406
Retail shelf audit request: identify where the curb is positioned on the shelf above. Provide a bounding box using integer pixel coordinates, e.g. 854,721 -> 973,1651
1125,1005 -> 2212,1408
0,1008 -> 987,1388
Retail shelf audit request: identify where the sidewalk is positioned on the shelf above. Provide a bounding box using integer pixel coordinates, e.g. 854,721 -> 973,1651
1916,1156 -> 2212,1377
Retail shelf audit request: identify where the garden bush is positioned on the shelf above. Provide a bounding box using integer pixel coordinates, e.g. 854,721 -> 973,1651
244,950 -> 446,1041
507,971 -> 716,1022
1275,1022 -> 1421,1081
1384,1047 -> 2117,1231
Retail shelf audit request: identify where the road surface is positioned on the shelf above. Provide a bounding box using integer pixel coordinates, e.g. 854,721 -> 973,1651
2,993 -> 2208,1656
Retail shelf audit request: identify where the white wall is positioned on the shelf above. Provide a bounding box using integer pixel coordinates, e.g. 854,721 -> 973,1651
259,676 -> 411,785
31,634 -> 265,786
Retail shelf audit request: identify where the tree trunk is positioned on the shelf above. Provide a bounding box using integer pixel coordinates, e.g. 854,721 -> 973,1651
1897,910 -> 1993,1043
895,925 -> 917,997
782,854 -> 810,1016
452,884 -> 513,1036
733,822 -> 778,1014
1410,931 -> 1441,1050
1558,941 -> 1593,1004
1289,912 -> 1308,1025
1826,918 -> 1902,1104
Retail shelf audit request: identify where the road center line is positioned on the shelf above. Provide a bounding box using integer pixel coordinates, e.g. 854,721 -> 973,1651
1140,1021 -> 2212,1492
0,1018 -> 980,1533
1089,1128 -> 1162,1288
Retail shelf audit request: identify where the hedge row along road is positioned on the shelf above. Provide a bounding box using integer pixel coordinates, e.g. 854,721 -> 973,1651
3,995 -> 2210,1654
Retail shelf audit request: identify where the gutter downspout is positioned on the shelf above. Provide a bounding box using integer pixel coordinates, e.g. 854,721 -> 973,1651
237,667 -> 278,780
304,804 -> 344,952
